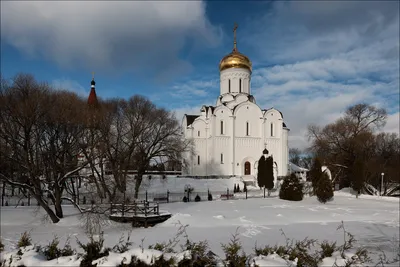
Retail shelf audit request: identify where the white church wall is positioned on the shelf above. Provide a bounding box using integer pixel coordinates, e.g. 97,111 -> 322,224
282,129 -> 289,176
192,119 -> 206,139
234,137 -> 262,175
220,68 -> 251,95
213,105 -> 232,136
234,102 -> 263,137
212,136 -> 231,175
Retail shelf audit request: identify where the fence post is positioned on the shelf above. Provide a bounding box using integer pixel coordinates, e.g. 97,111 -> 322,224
167,190 -> 169,203
145,191 -> 148,203
28,194 -> 31,206
264,187 -> 266,198
227,188 -> 229,200
246,189 -> 248,199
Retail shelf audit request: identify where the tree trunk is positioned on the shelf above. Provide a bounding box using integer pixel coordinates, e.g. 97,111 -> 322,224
34,194 -> 60,223
54,188 -> 63,218
134,173 -> 143,199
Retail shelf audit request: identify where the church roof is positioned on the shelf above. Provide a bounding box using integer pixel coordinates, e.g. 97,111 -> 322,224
185,115 -> 200,126
263,107 -> 284,118
87,88 -> 98,106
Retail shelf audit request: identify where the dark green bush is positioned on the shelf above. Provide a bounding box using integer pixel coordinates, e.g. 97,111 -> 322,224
221,230 -> 248,267
178,239 -> 217,267
316,172 -> 334,203
319,240 -> 337,259
112,233 -> 133,253
77,232 -> 111,267
194,195 -> 201,202
279,173 -> 304,201
17,231 -> 32,248
148,242 -> 175,253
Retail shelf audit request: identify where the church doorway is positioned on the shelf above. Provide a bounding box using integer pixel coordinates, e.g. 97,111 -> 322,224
244,161 -> 251,175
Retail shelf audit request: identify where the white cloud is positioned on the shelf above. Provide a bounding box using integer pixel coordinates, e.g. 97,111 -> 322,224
383,112 -> 400,134
170,1 -> 399,150
1,1 -> 222,81
169,79 -> 219,100
240,0 -> 400,150
52,79 -> 88,97
172,105 -> 203,123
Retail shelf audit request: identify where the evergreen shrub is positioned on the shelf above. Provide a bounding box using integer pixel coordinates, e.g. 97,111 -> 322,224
279,173 -> 304,201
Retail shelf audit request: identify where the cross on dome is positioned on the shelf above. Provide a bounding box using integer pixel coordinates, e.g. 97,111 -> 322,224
219,22 -> 252,72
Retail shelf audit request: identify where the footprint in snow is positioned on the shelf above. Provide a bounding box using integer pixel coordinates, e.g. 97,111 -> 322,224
175,213 -> 191,217
239,216 -> 252,223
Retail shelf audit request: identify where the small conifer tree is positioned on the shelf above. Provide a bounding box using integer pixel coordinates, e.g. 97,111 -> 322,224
265,156 -> 274,196
352,157 -> 364,198
237,183 -> 241,192
279,173 -> 304,201
316,172 -> 334,203
309,157 -> 323,194
257,155 -> 266,188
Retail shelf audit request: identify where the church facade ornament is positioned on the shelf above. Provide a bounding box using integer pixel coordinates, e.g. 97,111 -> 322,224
181,23 -> 289,186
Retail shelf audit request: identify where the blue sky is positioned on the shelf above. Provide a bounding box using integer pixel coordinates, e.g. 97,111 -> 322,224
1,0 -> 399,149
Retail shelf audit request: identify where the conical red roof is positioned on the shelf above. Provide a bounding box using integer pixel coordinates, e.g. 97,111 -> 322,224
87,88 -> 98,106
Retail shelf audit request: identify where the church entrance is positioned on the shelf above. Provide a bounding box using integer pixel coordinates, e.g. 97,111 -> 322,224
244,161 -> 251,175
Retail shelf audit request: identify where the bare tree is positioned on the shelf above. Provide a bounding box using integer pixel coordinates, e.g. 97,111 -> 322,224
0,74 -> 88,223
127,95 -> 191,198
289,148 -> 301,166
307,103 -> 388,190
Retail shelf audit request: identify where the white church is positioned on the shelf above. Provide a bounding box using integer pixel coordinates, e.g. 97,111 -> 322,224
182,24 -> 289,185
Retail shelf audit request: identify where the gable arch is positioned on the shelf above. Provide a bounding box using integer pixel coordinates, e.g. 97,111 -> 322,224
213,105 -> 233,116
263,108 -> 283,120
233,101 -> 263,118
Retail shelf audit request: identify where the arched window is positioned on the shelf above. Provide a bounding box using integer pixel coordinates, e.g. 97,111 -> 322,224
220,120 -> 224,135
270,123 -> 274,137
198,155 -> 200,165
246,121 -> 250,136
221,153 -> 224,164
197,131 -> 200,137
228,79 -> 231,93
239,78 -> 242,93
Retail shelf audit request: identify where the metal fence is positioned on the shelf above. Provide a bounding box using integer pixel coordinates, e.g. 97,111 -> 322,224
1,186 -> 279,207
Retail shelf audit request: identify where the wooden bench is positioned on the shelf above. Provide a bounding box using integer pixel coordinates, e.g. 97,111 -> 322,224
153,197 -> 168,203
220,194 -> 234,200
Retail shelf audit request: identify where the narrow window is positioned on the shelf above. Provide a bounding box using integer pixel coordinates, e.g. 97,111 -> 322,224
221,153 -> 224,164
239,78 -> 242,93
220,120 -> 224,135
246,122 -> 249,136
270,123 -> 274,137
198,155 -> 200,165
198,130 -> 200,137
228,79 -> 231,93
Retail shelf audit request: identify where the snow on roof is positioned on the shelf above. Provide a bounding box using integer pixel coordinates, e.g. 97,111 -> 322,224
289,162 -> 308,172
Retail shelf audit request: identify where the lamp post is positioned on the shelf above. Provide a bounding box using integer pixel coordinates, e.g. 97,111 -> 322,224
380,173 -> 384,196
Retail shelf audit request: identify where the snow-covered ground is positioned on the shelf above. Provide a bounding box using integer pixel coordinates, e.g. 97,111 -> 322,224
1,190 -> 399,266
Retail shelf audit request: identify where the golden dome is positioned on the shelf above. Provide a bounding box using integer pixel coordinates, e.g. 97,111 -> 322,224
219,23 -> 252,72
219,51 -> 252,72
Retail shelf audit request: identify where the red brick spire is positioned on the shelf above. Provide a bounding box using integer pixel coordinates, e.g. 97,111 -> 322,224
87,73 -> 98,107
